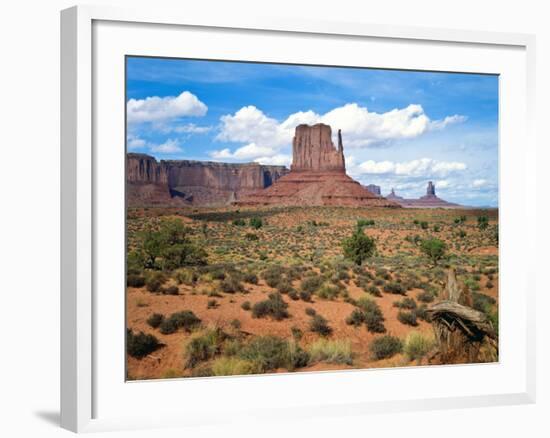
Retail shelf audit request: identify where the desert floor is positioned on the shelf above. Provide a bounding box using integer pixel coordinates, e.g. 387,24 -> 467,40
126,206 -> 499,380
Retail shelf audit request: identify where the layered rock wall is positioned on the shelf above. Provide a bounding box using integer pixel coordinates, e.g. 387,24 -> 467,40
291,124 -> 345,172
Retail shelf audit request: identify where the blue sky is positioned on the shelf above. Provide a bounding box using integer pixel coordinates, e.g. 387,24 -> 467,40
126,56 -> 499,207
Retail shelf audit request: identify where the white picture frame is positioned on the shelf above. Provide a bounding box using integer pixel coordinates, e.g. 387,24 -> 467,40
60,4 -> 537,433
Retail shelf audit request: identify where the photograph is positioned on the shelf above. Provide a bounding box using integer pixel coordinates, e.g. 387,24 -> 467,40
125,56 -> 499,380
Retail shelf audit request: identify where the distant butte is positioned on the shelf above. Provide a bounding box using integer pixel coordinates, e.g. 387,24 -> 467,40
235,124 -> 399,207
387,182 -> 463,209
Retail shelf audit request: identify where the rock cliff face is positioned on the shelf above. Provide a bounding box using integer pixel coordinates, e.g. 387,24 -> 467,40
291,124 -> 345,172
236,124 -> 398,208
126,153 -> 288,206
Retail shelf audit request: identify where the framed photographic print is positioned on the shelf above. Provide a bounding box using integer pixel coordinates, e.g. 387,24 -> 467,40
61,5 -> 536,433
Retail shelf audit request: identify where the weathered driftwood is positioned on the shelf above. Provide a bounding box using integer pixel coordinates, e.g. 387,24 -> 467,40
427,269 -> 497,364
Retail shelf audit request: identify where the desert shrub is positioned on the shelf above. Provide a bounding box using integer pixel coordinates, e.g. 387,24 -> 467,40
357,297 -> 386,333
211,357 -> 259,376
262,265 -> 285,288
146,313 -> 164,329
291,326 -> 303,341
174,268 -> 197,285
220,276 -> 244,294
301,275 -> 323,294
472,292 -> 496,314
317,283 -> 340,300
477,215 -> 489,230
346,308 -> 365,327
162,285 -> 179,295
230,318 -> 241,330
232,218 -> 246,226
241,301 -> 251,311
309,314 -> 332,336
145,272 -> 167,292
369,335 -> 403,360
366,285 -> 381,297
397,310 -> 418,326
357,219 -> 375,228
287,340 -> 311,370
299,290 -> 312,302
245,232 -> 259,241
161,243 -> 207,271
159,310 -> 201,334
486,281 -> 494,289
417,290 -> 435,303
207,299 -> 218,309
127,274 -> 146,288
238,336 -> 290,372
342,228 -> 376,265
420,238 -> 447,265
288,290 -> 299,300
420,221 -> 429,230
415,304 -> 430,321
243,272 -> 259,284
305,307 -> 317,316
308,339 -> 353,365
190,365 -> 214,377
184,328 -> 227,368
251,293 -> 289,320
276,279 -> 294,294
127,329 -> 160,358
383,281 -> 405,295
404,332 -> 434,361
393,297 -> 417,309
249,217 -> 263,229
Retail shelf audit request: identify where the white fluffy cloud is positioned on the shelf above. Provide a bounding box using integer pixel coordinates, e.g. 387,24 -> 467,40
150,139 -> 182,154
472,178 -> 488,187
212,103 -> 466,159
127,91 -> 207,124
357,158 -> 467,177
127,134 -> 147,150
254,155 -> 292,166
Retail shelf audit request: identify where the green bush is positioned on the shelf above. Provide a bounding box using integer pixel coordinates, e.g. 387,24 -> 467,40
417,290 -> 435,303
245,232 -> 259,241
238,336 -> 291,372
305,307 -> 316,316
241,301 -> 251,311
369,335 -> 403,360
162,285 -> 179,295
243,272 -> 259,284
309,314 -> 332,336
420,238 -> 447,265
288,290 -> 299,301
232,218 -> 246,226
127,329 -> 160,358
184,328 -> 227,368
299,290 -> 312,302
477,215 -> 489,230
383,282 -> 405,295
146,313 -> 164,329
174,268 -> 197,285
159,310 -> 201,334
357,297 -> 386,333
397,310 -> 418,326
276,279 -> 294,294
301,275 -> 323,294
404,331 -> 434,361
127,274 -> 146,288
345,308 -> 365,327
220,276 -> 244,294
393,297 -> 417,309
249,217 -> 263,229
251,293 -> 289,320
342,228 -> 376,265
317,283 -> 340,300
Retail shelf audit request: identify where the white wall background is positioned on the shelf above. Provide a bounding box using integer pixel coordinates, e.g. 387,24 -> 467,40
0,1 -> 547,436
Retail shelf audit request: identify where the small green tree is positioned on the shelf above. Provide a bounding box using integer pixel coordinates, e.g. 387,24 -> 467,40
477,215 -> 489,230
249,217 -> 263,229
420,238 -> 447,265
342,228 -> 376,265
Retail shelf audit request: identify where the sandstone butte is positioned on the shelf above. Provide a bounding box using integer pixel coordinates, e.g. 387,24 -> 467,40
235,124 -> 399,208
386,181 -> 463,208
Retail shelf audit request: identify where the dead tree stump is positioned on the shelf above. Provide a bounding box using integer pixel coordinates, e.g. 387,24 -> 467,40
427,269 -> 497,364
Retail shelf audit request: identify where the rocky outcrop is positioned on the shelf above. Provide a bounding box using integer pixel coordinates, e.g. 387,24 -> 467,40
127,153 -> 288,207
365,184 -> 381,196
236,124 -> 398,208
291,124 -> 345,172
386,182 -> 463,209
